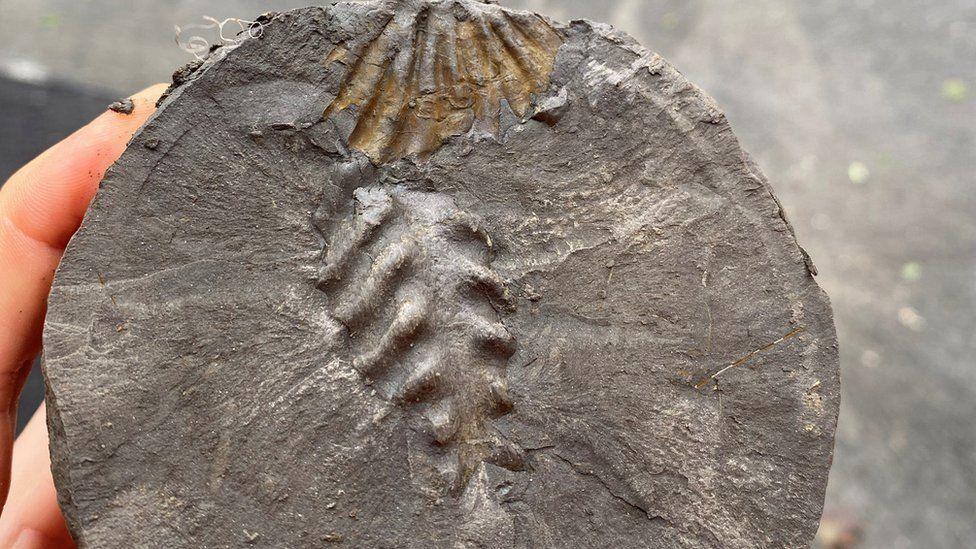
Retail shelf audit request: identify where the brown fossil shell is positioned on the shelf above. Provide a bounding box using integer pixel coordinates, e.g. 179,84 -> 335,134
323,0 -> 564,163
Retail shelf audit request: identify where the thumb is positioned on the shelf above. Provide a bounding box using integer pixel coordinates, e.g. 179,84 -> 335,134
0,405 -> 74,548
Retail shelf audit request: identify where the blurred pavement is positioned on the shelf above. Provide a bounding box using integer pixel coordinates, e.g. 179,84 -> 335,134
1,1 -> 973,547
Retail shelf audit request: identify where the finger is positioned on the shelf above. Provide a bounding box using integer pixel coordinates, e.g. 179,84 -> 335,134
1,84 -> 169,250
0,83 -> 167,511
0,405 -> 73,548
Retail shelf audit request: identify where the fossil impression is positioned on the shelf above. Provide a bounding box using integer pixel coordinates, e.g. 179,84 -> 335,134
314,179 -> 524,491
43,1 -> 840,548
322,0 -> 563,162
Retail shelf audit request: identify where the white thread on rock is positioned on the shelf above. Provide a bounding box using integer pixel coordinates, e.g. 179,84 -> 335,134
175,16 -> 264,60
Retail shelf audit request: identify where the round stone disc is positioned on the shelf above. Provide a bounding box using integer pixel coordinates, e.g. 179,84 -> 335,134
43,1 -> 839,547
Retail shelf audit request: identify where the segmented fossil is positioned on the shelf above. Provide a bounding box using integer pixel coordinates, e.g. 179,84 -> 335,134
322,0 -> 563,163
314,175 -> 523,491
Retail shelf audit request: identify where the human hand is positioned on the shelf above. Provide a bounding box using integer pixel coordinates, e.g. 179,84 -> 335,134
0,84 -> 167,548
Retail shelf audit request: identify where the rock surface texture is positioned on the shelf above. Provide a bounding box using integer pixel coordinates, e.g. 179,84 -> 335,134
43,1 -> 839,547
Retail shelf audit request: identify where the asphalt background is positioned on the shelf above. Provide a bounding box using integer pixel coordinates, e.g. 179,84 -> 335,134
0,1 -> 973,547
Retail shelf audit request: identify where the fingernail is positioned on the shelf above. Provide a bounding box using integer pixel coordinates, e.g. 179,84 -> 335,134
11,529 -> 46,549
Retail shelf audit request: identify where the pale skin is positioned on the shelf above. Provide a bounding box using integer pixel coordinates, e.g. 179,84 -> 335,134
0,84 -> 168,548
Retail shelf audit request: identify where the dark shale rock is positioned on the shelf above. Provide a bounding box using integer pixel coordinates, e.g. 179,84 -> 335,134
43,1 -> 839,547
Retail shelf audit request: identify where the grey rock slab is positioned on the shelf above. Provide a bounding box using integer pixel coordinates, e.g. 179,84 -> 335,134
43,1 -> 839,547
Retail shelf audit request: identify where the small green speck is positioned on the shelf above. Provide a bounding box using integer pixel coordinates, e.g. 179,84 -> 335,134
900,262 -> 922,282
847,161 -> 870,184
941,79 -> 968,102
39,13 -> 62,30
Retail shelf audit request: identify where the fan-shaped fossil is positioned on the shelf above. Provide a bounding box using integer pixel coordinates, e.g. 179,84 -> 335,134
323,0 -> 563,162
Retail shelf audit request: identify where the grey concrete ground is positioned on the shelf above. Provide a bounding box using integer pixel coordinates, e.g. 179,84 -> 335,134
0,1 -> 973,547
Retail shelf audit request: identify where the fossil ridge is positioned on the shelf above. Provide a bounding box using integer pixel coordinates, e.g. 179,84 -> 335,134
314,174 -> 524,492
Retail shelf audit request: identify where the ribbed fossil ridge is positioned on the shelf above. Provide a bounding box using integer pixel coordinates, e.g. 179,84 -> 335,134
323,0 -> 564,163
315,180 -> 522,491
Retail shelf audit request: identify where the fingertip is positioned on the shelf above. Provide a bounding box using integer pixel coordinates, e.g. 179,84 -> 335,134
81,83 -> 170,158
138,83 -> 171,103
100,83 -> 169,125
0,83 -> 168,251
0,406 -> 73,549
10,528 -> 54,549
138,82 -> 170,100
